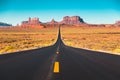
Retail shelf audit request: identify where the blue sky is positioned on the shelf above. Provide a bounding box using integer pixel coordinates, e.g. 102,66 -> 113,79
0,0 -> 120,25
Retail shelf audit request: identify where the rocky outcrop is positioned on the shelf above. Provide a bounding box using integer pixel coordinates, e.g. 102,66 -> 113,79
47,16 -> 85,25
115,21 -> 120,26
60,16 -> 84,24
21,17 -> 41,25
20,16 -> 87,28
21,17 -> 44,28
47,19 -> 58,24
0,22 -> 12,26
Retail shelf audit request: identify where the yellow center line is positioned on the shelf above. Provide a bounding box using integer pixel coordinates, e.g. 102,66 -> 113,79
53,61 -> 59,73
56,46 -> 59,54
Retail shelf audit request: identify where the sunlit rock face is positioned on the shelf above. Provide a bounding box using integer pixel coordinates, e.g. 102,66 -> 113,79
21,17 -> 40,25
47,19 -> 58,24
115,21 -> 120,26
21,17 -> 44,28
60,16 -> 85,24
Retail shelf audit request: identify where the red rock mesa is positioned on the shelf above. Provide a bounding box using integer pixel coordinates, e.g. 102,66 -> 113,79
60,16 -> 85,24
21,17 -> 44,28
115,21 -> 120,26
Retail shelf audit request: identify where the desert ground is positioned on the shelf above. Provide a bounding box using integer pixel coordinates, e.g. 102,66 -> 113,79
61,26 -> 120,55
0,27 -> 58,54
0,26 -> 120,55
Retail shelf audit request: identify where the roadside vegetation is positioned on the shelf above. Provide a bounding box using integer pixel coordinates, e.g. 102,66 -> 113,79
0,27 -> 58,54
61,26 -> 120,55
1,26 -> 120,55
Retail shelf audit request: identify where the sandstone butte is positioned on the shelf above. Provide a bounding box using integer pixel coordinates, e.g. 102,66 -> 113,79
17,16 -> 120,28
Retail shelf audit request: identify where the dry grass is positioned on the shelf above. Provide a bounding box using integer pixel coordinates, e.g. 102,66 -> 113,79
61,26 -> 120,55
1,26 -> 120,55
0,27 -> 58,54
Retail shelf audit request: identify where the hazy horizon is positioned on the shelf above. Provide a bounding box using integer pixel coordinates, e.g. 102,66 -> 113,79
0,0 -> 120,25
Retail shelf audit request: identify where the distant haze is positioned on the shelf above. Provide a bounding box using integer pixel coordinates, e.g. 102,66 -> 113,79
0,0 -> 120,25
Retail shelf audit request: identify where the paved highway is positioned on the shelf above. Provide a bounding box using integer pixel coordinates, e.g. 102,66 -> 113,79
0,27 -> 120,80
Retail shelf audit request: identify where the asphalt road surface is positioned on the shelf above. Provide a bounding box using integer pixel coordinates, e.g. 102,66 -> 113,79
0,27 -> 120,80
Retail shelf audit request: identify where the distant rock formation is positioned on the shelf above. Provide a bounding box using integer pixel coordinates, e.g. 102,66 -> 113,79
47,19 -> 58,24
21,17 -> 41,25
115,21 -> 120,26
21,17 -> 44,28
0,22 -> 12,26
60,16 -> 85,24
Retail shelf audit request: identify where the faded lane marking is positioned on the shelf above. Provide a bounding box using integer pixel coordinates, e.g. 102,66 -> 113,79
56,51 -> 59,54
53,62 -> 59,73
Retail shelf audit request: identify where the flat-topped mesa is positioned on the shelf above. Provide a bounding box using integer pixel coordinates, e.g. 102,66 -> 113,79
47,19 -> 58,24
22,17 -> 40,25
60,16 -> 85,24
21,17 -> 44,28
